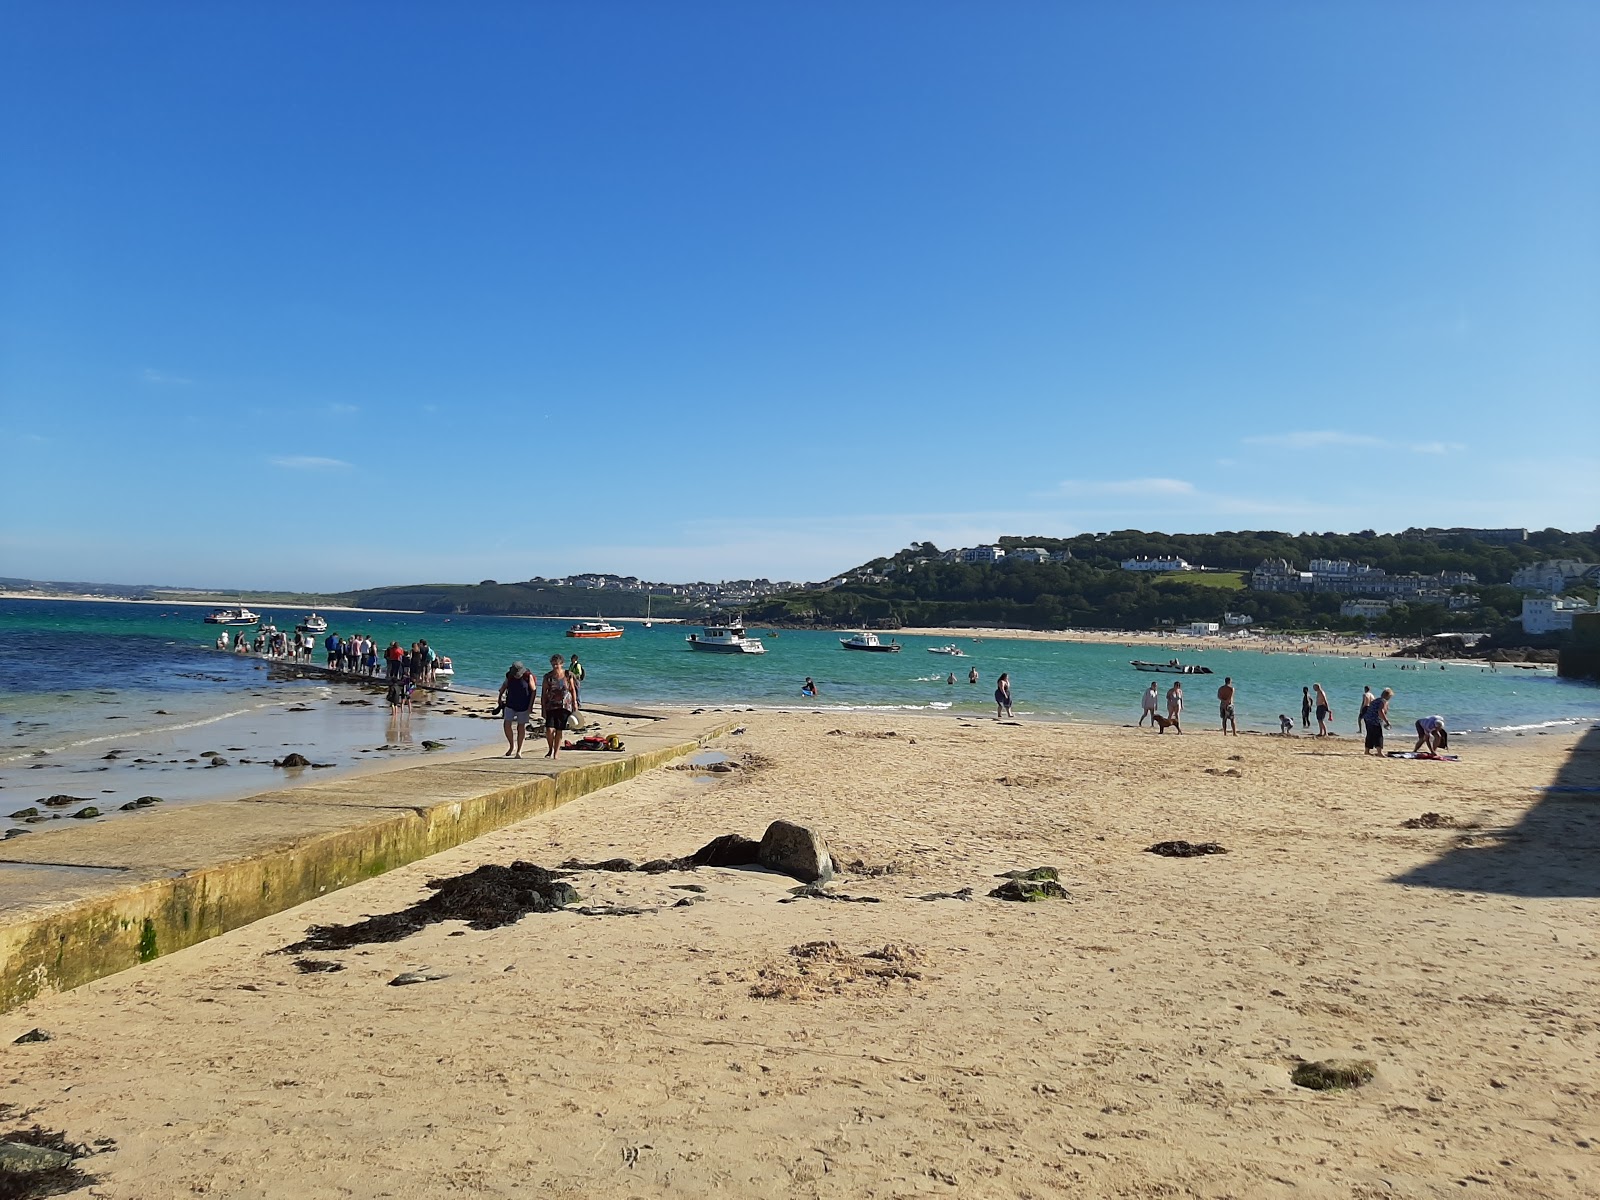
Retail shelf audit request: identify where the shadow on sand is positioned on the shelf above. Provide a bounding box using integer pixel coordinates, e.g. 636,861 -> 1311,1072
1392,724 -> 1600,898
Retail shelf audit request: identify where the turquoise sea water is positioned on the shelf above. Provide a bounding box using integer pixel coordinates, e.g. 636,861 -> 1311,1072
4,598 -> 1597,739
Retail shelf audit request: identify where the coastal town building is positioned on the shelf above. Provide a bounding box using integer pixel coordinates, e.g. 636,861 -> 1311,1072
1511,560 -> 1600,593
1121,556 -> 1191,572
1340,599 -> 1391,619
1223,612 -> 1254,626
1006,547 -> 1051,563
960,545 -> 1006,563
1250,557 -> 1474,601
1408,527 -> 1530,544
1521,595 -> 1596,636
1182,622 -> 1221,636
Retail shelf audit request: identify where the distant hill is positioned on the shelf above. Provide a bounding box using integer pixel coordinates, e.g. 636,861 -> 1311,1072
334,581 -> 707,618
739,527 -> 1600,638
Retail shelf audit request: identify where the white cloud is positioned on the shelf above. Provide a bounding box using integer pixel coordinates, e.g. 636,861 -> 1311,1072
1048,478 -> 1197,497
269,456 -> 351,470
328,403 -> 359,416
1411,441 -> 1466,455
141,368 -> 193,386
1241,430 -> 1386,450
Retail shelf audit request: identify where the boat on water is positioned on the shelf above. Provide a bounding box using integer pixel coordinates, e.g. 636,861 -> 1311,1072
643,594 -> 653,629
1131,659 -> 1213,675
204,605 -> 260,626
295,612 -> 328,635
841,632 -> 901,653
434,655 -> 455,677
686,619 -> 766,654
927,644 -> 967,656
566,619 -> 623,639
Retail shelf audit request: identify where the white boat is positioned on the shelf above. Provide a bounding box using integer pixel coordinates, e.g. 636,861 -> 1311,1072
840,632 -> 900,653
204,605 -> 260,625
566,619 -> 623,639
643,594 -> 653,629
295,612 -> 328,634
687,620 -> 766,654
434,655 -> 455,677
927,644 -> 967,656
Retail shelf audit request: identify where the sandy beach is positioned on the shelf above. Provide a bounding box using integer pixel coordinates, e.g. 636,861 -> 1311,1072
896,625 -> 1410,657
3,713 -> 1596,1197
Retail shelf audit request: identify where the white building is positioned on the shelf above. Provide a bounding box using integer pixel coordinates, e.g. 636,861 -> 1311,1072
1340,599 -> 1391,619
1121,556 -> 1191,572
1223,612 -> 1254,626
1511,560 -> 1600,593
1007,546 -> 1051,563
1521,595 -> 1595,635
1183,622 -> 1221,636
961,545 -> 1006,563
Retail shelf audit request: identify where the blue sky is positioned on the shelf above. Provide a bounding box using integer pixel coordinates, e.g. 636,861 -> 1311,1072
2,2 -> 1596,589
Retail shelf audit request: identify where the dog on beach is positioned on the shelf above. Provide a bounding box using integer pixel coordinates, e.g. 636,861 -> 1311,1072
1151,714 -> 1182,734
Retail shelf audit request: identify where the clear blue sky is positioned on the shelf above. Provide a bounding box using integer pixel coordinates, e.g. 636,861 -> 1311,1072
2,2 -> 1596,589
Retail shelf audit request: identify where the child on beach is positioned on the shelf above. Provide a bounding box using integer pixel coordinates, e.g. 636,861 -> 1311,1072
1140,682 -> 1160,726
1279,714 -> 1294,735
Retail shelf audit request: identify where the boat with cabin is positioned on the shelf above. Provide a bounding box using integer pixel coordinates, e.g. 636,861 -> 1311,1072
295,612 -> 328,635
566,619 -> 623,639
204,605 -> 260,626
686,619 -> 767,654
840,632 -> 901,653
1130,659 -> 1213,675
927,644 -> 967,656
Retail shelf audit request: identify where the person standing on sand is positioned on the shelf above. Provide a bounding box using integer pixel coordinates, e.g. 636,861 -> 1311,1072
1166,680 -> 1184,723
541,654 -> 576,758
994,673 -> 1013,719
1301,686 -> 1313,730
497,663 -> 534,758
1140,681 -> 1160,726
1313,683 -> 1332,737
1364,687 -> 1393,756
1217,676 -> 1237,735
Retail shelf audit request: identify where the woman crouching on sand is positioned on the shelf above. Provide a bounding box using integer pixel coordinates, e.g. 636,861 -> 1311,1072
541,654 -> 576,758
1413,714 -> 1448,754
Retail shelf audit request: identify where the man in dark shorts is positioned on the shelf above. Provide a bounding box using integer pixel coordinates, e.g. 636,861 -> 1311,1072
1216,677 -> 1237,735
497,662 -> 534,758
1364,687 -> 1393,756
541,654 -> 576,759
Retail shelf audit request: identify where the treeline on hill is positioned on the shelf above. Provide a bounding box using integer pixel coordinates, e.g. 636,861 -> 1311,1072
335,581 -> 706,618
740,528 -> 1600,638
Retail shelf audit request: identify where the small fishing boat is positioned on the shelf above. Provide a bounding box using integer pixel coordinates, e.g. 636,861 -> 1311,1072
686,620 -> 766,654
566,619 -> 623,639
295,612 -> 328,635
204,605 -> 260,625
841,632 -> 901,653
927,644 -> 967,656
1130,659 -> 1213,675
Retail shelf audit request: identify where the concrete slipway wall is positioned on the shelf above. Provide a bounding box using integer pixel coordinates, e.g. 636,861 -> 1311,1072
0,712 -> 730,1012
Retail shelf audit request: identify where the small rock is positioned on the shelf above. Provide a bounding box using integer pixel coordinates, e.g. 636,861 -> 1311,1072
389,969 -> 449,986
9,807 -> 39,819
4,828 -> 31,839
1290,1059 -> 1376,1091
71,806 -> 101,819
989,879 -> 1069,902
135,795 -> 163,806
757,819 -> 834,884
1146,841 -> 1229,858
421,740 -> 446,751
13,1027 -> 51,1043
274,753 -> 312,768
670,884 -> 708,893
0,1140 -> 74,1173
40,795 -> 88,808
207,757 -> 229,767
293,958 -> 345,974
688,834 -> 761,867
997,867 -> 1059,882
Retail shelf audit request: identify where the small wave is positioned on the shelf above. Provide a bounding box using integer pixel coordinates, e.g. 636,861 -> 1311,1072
1484,717 -> 1600,733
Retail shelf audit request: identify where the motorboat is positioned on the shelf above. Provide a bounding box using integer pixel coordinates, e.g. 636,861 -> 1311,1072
566,619 -> 623,639
295,612 -> 328,635
686,620 -> 767,654
434,655 -> 455,677
1130,659 -> 1213,675
840,632 -> 901,653
927,644 -> 967,656
204,605 -> 260,625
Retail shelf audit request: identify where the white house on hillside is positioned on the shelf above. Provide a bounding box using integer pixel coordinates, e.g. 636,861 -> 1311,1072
1521,595 -> 1595,635
1121,556 -> 1191,572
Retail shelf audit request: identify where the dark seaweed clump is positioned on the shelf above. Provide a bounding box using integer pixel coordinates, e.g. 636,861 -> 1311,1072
1146,841 -> 1229,858
0,1109 -> 111,1200
283,861 -> 579,952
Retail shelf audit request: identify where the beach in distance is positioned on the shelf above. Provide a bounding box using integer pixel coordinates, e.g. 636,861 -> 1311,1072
5,711 -> 1596,1198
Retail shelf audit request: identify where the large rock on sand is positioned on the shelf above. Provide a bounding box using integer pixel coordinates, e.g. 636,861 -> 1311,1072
758,820 -> 834,884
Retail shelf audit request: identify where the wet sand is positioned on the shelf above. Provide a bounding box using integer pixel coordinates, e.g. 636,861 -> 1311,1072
2,713 -> 1596,1196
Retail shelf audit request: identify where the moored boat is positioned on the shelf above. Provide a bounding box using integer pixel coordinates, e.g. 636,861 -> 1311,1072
841,632 -> 901,652
204,605 -> 260,626
1131,659 -> 1213,674
927,644 -> 967,656
566,619 -> 623,639
295,612 -> 328,635
687,620 -> 766,654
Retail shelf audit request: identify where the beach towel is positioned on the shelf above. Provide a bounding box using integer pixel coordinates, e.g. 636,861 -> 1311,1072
1386,751 -> 1460,761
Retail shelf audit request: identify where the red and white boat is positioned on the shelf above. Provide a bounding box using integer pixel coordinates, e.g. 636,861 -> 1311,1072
566,619 -> 623,640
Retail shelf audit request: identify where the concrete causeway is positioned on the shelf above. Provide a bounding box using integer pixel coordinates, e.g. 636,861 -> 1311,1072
0,708 -> 732,1011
